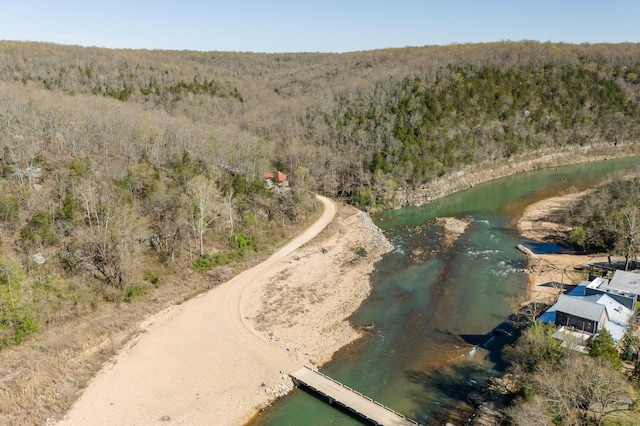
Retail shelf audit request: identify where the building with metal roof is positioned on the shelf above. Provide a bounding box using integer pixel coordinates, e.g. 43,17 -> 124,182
538,273 -> 636,346
584,270 -> 640,310
554,294 -> 608,335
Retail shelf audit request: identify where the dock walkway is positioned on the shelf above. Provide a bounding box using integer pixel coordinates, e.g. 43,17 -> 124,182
290,365 -> 421,426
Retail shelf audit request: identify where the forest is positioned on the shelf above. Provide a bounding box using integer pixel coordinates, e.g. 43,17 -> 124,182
566,177 -> 640,263
1,40 -> 640,423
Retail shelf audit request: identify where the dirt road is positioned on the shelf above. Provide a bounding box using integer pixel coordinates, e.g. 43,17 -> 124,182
58,195 -> 336,426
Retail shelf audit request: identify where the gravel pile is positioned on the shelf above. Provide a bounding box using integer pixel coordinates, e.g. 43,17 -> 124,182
358,211 -> 394,253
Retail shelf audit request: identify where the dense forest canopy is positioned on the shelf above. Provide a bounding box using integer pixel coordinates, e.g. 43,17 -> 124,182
0,40 -> 640,423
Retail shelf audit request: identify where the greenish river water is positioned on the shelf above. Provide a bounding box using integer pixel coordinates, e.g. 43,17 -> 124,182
250,156 -> 640,425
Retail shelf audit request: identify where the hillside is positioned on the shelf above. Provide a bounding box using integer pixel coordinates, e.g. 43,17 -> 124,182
3,42 -> 640,203
1,40 -> 640,424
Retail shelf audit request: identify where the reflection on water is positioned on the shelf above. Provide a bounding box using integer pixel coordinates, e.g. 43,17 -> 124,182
250,157 -> 640,426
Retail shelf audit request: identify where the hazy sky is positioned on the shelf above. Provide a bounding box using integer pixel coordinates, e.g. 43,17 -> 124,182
1,1 -> 638,53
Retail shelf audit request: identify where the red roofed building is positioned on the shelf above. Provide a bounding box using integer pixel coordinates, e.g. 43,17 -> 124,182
264,170 -> 288,188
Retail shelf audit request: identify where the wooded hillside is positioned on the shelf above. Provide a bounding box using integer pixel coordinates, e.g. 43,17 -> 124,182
0,40 -> 640,423
3,41 -> 639,205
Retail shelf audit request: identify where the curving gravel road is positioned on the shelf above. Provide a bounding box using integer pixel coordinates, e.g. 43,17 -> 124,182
58,195 -> 336,426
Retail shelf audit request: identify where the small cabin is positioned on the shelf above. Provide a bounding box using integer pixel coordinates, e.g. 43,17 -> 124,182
264,171 -> 288,189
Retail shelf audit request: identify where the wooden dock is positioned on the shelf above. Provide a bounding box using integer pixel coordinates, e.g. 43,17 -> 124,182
290,365 -> 421,426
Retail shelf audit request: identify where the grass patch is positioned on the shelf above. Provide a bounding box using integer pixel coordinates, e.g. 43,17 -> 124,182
192,251 -> 240,272
123,285 -> 147,303
144,270 -> 160,286
354,246 -> 367,256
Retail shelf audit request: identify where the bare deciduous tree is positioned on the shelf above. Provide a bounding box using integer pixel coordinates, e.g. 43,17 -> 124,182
622,208 -> 639,271
79,181 -> 146,289
185,175 -> 221,257
507,350 -> 634,425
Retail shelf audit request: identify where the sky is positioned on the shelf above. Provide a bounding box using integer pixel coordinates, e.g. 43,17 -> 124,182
1,1 -> 639,53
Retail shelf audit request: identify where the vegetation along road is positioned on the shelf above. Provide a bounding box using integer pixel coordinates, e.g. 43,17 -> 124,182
58,195 -> 336,426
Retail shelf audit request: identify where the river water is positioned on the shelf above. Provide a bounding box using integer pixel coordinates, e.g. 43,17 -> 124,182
250,156 -> 640,425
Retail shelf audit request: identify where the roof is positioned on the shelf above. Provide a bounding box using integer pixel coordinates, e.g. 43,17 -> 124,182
540,293 -> 633,343
264,171 -> 287,182
605,270 -> 640,296
593,293 -> 634,343
554,294 -> 607,322
568,281 -> 589,296
585,276 -> 608,290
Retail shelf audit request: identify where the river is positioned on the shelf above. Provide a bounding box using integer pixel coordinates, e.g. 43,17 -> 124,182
250,156 -> 640,425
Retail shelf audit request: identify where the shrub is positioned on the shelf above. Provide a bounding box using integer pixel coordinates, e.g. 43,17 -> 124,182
145,270 -> 160,285
69,156 -> 93,178
61,190 -> 77,220
123,285 -> 146,302
0,190 -> 19,226
232,232 -> 257,253
621,335 -> 638,361
588,329 -> 622,370
192,254 -> 215,272
21,210 -> 56,245
0,257 -> 38,347
0,304 -> 39,348
192,251 -> 239,272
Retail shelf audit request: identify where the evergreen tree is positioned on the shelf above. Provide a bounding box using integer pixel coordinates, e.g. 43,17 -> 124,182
587,329 -> 622,370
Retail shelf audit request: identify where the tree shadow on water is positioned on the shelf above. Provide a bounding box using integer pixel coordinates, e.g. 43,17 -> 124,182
405,364 -> 486,425
459,314 -> 521,369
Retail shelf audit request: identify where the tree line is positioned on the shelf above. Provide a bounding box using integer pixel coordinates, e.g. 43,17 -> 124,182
303,63 -> 640,206
566,176 -> 640,268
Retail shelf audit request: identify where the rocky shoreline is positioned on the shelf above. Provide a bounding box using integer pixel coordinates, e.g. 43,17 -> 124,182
394,143 -> 636,208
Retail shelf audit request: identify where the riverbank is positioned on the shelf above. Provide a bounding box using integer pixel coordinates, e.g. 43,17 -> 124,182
469,187 -> 623,425
467,192 -> 598,426
517,192 -> 592,304
242,204 -> 393,368
396,143 -> 638,208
